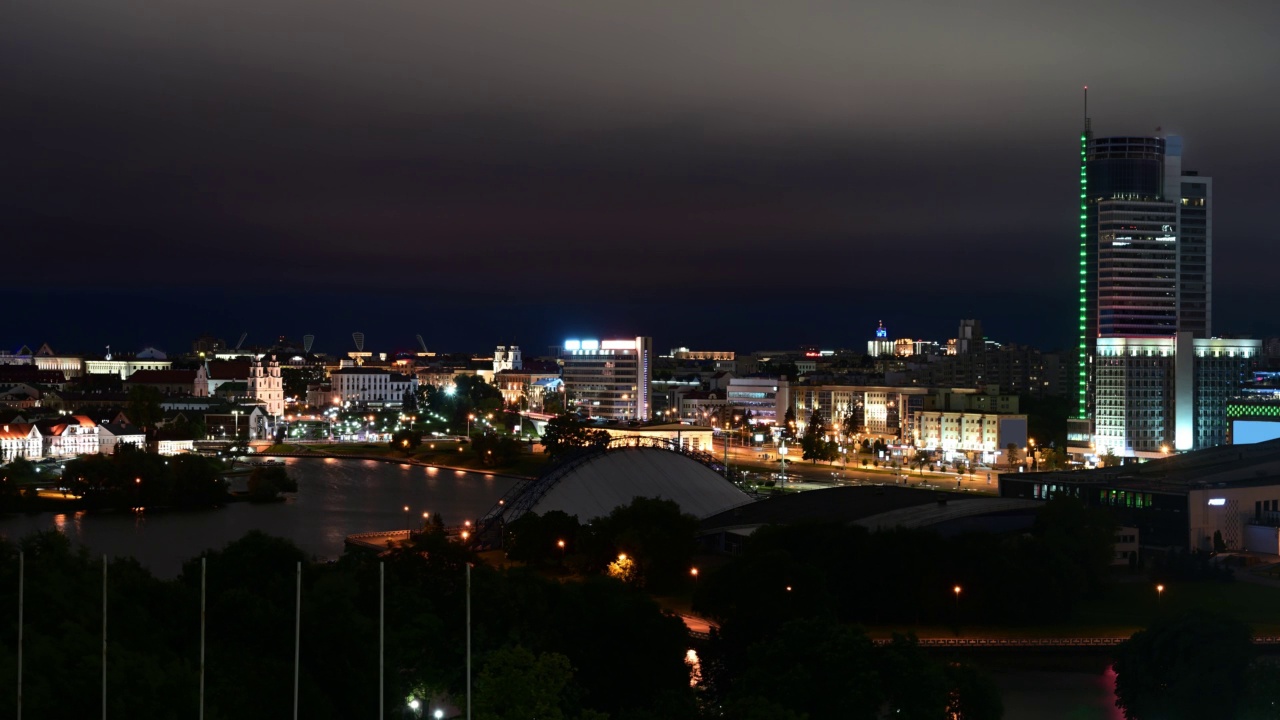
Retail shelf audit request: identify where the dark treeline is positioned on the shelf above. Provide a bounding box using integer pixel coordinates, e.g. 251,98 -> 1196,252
0,529 -> 694,720
695,496 -> 1117,631
0,448 -> 301,513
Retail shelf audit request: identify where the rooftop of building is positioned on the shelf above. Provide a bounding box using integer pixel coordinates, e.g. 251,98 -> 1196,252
124,369 -> 198,384
1005,438 -> 1280,494
699,485 -> 1038,535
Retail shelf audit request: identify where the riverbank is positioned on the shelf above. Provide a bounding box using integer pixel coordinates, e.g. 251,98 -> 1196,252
258,443 -> 542,480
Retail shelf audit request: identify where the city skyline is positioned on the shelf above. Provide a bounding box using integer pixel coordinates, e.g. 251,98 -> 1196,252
5,0 -> 1280,354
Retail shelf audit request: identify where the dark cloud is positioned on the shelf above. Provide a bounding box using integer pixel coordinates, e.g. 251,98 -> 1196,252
3,0 -> 1279,353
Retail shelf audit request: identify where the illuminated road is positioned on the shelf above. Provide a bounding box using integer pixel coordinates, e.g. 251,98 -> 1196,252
712,439 -> 1002,494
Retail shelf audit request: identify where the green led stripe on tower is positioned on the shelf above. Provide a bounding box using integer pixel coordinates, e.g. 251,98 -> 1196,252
1077,132 -> 1088,418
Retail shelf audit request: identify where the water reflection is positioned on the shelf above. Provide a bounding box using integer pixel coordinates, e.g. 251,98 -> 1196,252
0,458 -> 519,578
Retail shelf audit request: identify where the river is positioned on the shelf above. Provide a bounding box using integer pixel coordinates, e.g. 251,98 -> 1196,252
0,457 -> 520,578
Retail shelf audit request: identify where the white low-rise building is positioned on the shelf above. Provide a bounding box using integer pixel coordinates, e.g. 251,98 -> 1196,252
601,423 -> 715,454
330,367 -> 418,407
98,421 -> 147,454
157,439 -> 195,455
0,423 -> 42,462
39,415 -> 102,458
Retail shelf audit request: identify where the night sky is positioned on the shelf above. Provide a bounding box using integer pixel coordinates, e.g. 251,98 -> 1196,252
5,0 -> 1279,357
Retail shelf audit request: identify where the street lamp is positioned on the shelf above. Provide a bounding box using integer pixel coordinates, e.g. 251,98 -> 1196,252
467,413 -> 475,437
953,584 -> 962,609
557,539 -> 566,564
404,505 -> 410,531
778,442 -> 789,486
1156,584 -> 1165,604
690,567 -> 699,583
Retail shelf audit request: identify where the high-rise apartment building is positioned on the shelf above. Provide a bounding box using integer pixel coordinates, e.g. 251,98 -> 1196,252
561,337 -> 653,421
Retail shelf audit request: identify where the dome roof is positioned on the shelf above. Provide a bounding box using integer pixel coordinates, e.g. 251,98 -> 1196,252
523,446 -> 752,521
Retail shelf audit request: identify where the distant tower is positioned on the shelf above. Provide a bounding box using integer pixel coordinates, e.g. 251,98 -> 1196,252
957,319 -> 983,355
303,334 -> 315,354
249,355 -> 285,417
352,332 -> 365,352
494,345 -> 523,373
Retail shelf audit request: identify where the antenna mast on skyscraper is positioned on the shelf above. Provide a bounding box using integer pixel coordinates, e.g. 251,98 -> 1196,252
1083,85 -> 1091,133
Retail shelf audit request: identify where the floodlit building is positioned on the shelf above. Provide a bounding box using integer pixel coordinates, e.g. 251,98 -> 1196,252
0,423 -> 42,462
561,337 -> 653,421
97,421 -> 146,454
1074,109 -> 1216,436
1080,333 -> 1259,460
725,377 -> 790,426
38,415 -> 102,458
248,356 -> 285,417
330,367 -> 418,408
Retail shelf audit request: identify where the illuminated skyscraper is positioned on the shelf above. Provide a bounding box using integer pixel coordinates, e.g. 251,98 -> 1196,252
1075,96 -> 1213,429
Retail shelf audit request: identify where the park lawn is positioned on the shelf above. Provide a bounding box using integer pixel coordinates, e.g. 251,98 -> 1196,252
864,579 -> 1280,640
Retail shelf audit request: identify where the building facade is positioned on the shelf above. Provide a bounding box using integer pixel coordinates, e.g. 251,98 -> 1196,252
0,423 -> 42,462
1087,333 -> 1259,459
725,377 -> 790,426
330,367 -> 418,407
1077,124 -> 1214,425
248,356 -> 285,417
39,415 -> 102,458
561,337 -> 653,421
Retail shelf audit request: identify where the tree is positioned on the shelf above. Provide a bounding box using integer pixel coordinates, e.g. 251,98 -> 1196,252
728,618 -> 883,720
1005,442 -> 1019,469
471,432 -> 522,466
474,646 -> 577,720
912,449 -> 933,476
781,408 -> 798,442
127,384 -> 164,432
247,465 -> 297,501
1103,449 -> 1121,468
1114,611 -> 1254,719
539,415 -> 610,460
390,429 -> 422,450
800,410 -> 837,463
577,497 -> 699,592
841,411 -> 859,437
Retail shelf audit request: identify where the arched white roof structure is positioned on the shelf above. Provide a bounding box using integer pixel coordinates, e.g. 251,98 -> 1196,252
483,440 -> 753,532
528,446 -> 752,520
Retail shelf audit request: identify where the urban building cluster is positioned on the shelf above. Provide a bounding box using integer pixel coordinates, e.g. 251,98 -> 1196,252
3,114 -> 1280,478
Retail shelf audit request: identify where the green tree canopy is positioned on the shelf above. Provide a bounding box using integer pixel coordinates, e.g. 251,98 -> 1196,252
1114,611 -> 1254,719
539,415 -> 611,460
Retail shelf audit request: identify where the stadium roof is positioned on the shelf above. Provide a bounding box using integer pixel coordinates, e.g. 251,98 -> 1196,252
523,446 -> 751,521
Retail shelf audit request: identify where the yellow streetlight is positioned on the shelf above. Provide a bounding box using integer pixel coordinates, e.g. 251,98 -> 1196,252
618,553 -> 627,562
1157,584 -> 1165,604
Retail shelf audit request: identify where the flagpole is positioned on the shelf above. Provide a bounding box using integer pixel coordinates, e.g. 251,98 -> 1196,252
199,557 -> 206,720
293,561 -> 301,720
16,551 -> 22,720
466,562 -> 471,720
102,554 -> 108,720
379,561 -> 384,720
